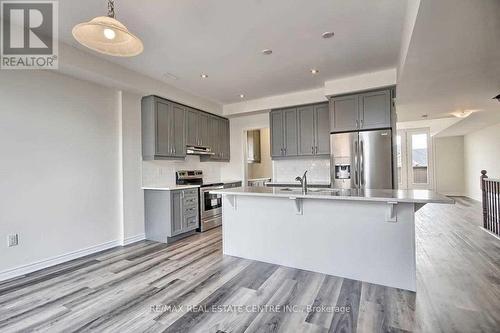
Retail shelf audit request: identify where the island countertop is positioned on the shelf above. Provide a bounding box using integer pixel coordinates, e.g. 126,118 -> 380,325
211,186 -> 454,204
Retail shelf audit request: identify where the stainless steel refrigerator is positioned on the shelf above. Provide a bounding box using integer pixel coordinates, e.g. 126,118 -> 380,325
330,129 -> 393,189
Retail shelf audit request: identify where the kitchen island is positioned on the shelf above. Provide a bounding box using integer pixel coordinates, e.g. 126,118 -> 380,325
211,187 -> 454,291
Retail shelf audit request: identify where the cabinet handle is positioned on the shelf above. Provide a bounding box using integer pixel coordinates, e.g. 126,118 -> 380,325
312,146 -> 314,154
356,120 -> 359,128
360,119 -> 363,128
315,146 -> 318,154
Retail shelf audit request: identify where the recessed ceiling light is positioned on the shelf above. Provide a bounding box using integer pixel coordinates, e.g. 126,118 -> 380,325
451,109 -> 481,118
262,49 -> 273,55
322,31 -> 335,39
311,69 -> 319,74
239,94 -> 245,99
200,74 -> 208,78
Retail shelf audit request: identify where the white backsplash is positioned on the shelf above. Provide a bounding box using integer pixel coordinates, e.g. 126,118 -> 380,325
273,157 -> 331,183
142,156 -> 223,186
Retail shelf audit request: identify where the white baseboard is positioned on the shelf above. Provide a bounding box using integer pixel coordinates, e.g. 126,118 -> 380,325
0,239 -> 121,282
480,226 -> 500,240
122,233 -> 146,246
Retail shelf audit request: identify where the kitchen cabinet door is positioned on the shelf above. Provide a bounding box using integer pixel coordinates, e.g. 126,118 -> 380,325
270,110 -> 284,157
199,112 -> 210,147
222,118 -> 230,160
170,103 -> 186,158
155,100 -> 172,156
297,106 -> 315,156
209,116 -> 221,159
314,103 -> 330,155
330,95 -> 359,132
170,191 -> 184,236
359,90 -> 391,130
283,108 -> 298,156
186,109 -> 199,146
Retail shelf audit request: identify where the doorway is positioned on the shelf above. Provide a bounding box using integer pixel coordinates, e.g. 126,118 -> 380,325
397,128 -> 433,190
243,128 -> 272,187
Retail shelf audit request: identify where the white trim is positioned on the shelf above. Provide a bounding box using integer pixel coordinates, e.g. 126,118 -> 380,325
122,233 -> 146,246
0,239 -> 121,282
480,226 -> 500,241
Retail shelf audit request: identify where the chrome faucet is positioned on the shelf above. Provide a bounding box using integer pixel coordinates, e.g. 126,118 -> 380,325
295,171 -> 308,194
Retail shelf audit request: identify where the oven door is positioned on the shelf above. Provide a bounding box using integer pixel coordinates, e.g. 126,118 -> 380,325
201,186 -> 223,219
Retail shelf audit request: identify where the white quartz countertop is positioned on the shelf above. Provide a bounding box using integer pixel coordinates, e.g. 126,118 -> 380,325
210,187 -> 454,204
266,181 -> 331,186
142,185 -> 200,191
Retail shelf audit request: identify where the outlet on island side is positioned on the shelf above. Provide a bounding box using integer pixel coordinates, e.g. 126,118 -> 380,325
7,234 -> 19,247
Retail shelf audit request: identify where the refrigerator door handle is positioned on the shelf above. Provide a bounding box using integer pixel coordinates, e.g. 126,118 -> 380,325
360,140 -> 365,187
354,140 -> 359,188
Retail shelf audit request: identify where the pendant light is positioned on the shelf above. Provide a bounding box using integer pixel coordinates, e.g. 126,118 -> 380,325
72,0 -> 143,57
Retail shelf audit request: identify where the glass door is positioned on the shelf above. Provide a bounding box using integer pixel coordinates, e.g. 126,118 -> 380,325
396,128 -> 433,190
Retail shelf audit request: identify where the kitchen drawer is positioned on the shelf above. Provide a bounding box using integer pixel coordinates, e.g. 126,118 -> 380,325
185,215 -> 199,229
183,205 -> 198,217
183,188 -> 198,197
183,196 -> 198,206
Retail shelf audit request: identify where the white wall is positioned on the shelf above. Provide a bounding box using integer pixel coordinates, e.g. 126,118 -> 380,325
119,92 -> 145,242
464,122 -> 500,201
433,136 -> 464,196
221,112 -> 270,181
0,70 -> 121,274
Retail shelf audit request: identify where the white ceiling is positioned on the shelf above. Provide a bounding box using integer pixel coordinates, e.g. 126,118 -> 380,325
58,0 -> 406,104
396,0 -> 500,135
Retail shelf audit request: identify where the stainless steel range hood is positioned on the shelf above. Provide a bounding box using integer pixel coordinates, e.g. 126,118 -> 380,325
186,145 -> 215,156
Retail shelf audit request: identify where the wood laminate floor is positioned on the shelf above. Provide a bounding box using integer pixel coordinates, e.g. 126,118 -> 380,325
1,197 -> 499,332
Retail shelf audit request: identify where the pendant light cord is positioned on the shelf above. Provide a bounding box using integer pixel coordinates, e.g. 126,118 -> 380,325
107,0 -> 115,18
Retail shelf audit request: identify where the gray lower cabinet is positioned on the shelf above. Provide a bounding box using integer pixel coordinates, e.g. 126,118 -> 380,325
330,88 -> 392,132
144,188 -> 199,243
270,107 -> 298,158
142,96 -> 186,160
271,102 -> 329,159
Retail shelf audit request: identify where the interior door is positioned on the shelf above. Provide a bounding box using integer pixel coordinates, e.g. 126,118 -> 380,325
359,129 -> 393,189
397,128 -> 433,190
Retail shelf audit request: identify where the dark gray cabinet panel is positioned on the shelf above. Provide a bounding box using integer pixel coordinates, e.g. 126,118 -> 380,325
221,118 -> 230,160
270,111 -> 284,157
186,109 -> 199,146
171,103 -> 186,157
171,191 -> 184,236
297,106 -> 315,156
283,108 -> 298,156
330,95 -> 359,132
155,101 -> 172,156
199,112 -> 210,147
314,104 -> 330,155
359,90 -> 391,130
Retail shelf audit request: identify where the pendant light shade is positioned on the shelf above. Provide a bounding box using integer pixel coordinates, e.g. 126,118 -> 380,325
72,0 -> 143,57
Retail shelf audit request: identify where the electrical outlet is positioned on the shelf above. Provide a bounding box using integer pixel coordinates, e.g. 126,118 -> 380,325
7,234 -> 19,247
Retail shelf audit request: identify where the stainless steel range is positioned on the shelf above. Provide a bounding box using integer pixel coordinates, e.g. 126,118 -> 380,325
176,170 -> 223,232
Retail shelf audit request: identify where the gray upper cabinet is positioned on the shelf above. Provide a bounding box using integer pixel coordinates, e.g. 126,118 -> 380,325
283,109 -> 298,156
270,107 -> 298,158
186,108 -> 199,146
271,102 -> 329,159
314,104 -> 330,155
358,90 -> 391,130
298,106 -> 315,156
330,88 -> 392,133
330,95 -> 359,132
270,111 -> 284,157
142,95 -> 229,162
142,96 -> 186,160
